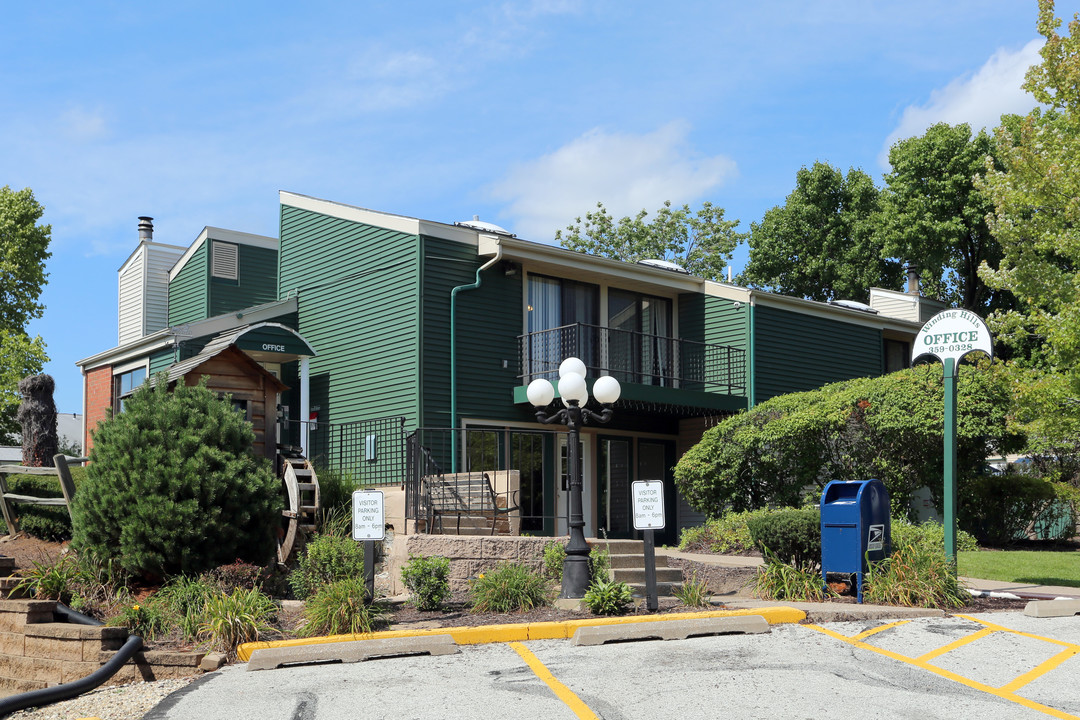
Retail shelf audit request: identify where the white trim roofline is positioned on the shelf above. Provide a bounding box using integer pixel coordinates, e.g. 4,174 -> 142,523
168,226 -> 279,282
280,191 -> 481,245
77,296 -> 299,370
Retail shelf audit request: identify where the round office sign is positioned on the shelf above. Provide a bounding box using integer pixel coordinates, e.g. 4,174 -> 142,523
912,308 -> 993,371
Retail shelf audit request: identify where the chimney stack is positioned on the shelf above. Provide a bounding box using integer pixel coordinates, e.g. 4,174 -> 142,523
138,216 -> 154,241
905,261 -> 919,295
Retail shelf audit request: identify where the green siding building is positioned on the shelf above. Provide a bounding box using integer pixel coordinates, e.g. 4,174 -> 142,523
79,193 -> 945,542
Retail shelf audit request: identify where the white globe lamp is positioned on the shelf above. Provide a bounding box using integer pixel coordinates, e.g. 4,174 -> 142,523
593,375 -> 622,405
526,378 -> 555,407
559,357 -> 587,379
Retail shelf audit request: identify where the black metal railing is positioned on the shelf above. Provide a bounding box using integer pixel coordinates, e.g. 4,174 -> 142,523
406,427 -> 564,534
283,416 -> 407,486
519,323 -> 745,395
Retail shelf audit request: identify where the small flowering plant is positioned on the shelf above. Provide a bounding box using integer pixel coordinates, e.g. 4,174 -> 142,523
109,599 -> 167,640
468,562 -> 552,613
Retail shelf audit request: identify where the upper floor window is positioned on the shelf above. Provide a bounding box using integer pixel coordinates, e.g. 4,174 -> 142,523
113,366 -> 147,412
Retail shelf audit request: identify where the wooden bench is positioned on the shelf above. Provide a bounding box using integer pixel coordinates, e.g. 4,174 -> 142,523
0,454 -> 87,536
424,472 -> 519,535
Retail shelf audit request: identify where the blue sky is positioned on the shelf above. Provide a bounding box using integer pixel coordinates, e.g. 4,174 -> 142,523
2,1 -> 1073,414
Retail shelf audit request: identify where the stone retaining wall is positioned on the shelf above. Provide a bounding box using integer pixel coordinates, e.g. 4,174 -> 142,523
405,535 -> 566,594
0,599 -> 205,697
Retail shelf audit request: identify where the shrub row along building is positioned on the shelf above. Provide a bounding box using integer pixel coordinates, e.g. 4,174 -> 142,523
77,192 -> 944,544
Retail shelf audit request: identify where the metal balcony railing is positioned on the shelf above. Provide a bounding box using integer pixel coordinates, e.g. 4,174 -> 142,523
518,323 -> 745,396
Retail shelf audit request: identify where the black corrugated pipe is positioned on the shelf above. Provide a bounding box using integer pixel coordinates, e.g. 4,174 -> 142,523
0,603 -> 142,718
54,602 -> 103,626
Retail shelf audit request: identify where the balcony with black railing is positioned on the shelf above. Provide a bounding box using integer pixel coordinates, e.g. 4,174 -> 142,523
518,323 -> 745,397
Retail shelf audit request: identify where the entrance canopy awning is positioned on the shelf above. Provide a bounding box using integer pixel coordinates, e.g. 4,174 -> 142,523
208,322 -> 317,363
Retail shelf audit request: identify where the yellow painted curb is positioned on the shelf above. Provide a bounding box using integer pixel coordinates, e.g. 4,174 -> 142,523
236,606 -> 805,662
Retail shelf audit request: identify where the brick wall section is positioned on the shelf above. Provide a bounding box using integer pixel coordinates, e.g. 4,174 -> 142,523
405,535 -> 565,594
83,365 -> 112,454
0,599 -> 205,697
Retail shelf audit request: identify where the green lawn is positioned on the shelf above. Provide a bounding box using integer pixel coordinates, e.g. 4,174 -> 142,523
958,550 -> 1080,587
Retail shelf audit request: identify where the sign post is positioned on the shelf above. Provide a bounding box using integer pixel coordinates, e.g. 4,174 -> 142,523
912,309 -> 993,563
352,490 -> 385,602
632,480 -> 665,611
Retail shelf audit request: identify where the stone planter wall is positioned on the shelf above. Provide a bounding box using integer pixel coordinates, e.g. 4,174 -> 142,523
404,535 -> 566,594
0,599 -> 206,697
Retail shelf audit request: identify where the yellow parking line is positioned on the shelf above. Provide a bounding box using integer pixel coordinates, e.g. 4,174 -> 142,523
958,615 -> 1080,650
1002,647 -> 1080,693
509,641 -> 599,720
918,627 -> 996,662
852,620 -> 909,641
803,624 -> 1079,720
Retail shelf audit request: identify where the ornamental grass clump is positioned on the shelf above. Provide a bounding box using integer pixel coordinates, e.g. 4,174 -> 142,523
400,555 -> 451,611
863,529 -> 968,609
469,563 -> 551,613
198,586 -> 276,658
751,554 -> 836,602
673,572 -> 711,608
299,578 -> 388,636
71,378 -> 281,579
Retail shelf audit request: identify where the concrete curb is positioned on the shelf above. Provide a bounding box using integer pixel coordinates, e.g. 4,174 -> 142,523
1023,598 -> 1080,618
571,615 -> 770,646
247,635 -> 459,671
235,607 -> 807,662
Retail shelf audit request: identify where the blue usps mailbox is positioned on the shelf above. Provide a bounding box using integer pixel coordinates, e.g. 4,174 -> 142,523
820,479 -> 890,603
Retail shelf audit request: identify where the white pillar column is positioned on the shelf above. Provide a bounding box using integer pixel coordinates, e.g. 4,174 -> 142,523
299,356 -> 310,457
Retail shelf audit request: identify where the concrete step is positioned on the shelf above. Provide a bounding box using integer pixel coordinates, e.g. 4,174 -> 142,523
612,567 -> 684,584
608,553 -> 670,569
589,539 -> 644,555
0,556 -> 15,576
0,577 -> 29,599
627,581 -> 682,598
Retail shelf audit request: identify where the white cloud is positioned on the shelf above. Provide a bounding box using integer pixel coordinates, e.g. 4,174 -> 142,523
880,38 -> 1044,166
490,122 -> 738,241
59,105 -> 109,142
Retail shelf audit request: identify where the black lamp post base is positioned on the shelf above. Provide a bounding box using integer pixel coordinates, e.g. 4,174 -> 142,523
560,552 -> 591,599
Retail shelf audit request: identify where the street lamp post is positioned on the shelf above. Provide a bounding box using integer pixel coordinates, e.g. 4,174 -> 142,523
527,357 -> 621,599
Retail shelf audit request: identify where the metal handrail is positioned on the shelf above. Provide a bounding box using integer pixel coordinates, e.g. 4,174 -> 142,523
518,322 -> 745,394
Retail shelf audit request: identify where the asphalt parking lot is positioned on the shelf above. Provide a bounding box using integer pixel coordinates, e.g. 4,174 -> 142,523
148,611 -> 1080,720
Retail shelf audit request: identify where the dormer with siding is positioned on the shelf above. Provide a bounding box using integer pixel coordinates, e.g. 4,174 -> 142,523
168,227 -> 279,326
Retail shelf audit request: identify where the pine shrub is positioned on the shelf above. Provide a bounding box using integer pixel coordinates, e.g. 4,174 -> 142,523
70,379 -> 282,579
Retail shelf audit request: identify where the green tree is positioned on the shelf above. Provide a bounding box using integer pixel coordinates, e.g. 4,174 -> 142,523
71,377 -> 282,578
556,200 -> 746,281
980,1 -> 1080,425
879,123 -> 1007,312
0,186 -> 51,443
673,362 -> 1018,518
740,162 -> 898,301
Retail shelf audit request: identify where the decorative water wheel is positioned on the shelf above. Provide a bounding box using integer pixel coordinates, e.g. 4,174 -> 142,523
277,453 -> 320,564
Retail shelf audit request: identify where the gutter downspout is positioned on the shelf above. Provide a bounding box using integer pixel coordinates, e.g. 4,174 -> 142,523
449,238 -> 503,472
747,293 -> 756,410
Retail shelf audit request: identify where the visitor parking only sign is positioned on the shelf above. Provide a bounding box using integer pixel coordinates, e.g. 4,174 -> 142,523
632,480 -> 665,530
352,490 -> 385,541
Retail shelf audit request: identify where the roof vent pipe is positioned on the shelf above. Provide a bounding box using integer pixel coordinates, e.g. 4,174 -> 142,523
138,216 -> 154,241
905,261 -> 919,295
